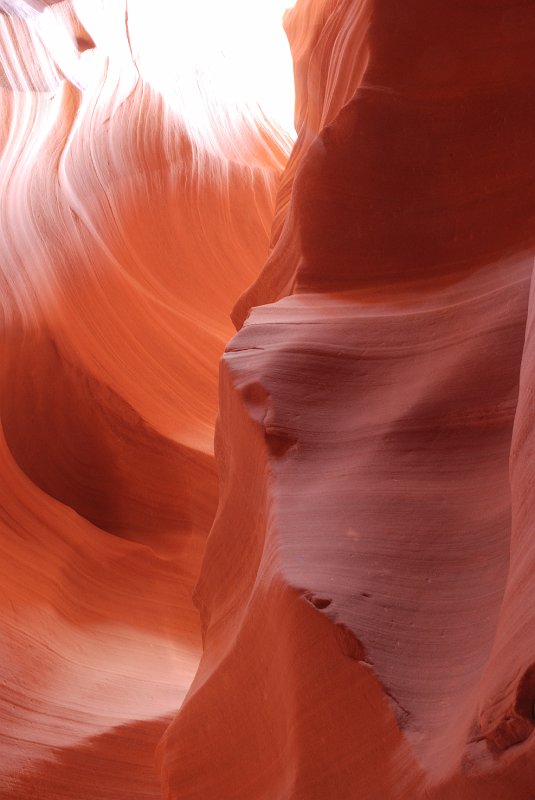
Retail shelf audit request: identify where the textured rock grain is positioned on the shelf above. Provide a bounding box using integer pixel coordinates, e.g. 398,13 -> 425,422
2,1 -> 535,799
161,1 -> 535,798
0,1 -> 290,796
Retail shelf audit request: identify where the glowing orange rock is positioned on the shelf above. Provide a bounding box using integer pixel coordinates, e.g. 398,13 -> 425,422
161,1 -> 535,798
2,0 -> 535,798
0,1 -> 291,796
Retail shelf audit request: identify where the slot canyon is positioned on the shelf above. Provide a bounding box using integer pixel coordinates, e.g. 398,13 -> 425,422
1,1 -> 535,798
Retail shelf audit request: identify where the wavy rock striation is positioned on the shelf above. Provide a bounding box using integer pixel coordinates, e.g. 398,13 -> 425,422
0,1 -> 291,797
160,1 -> 535,798
2,1 -> 535,799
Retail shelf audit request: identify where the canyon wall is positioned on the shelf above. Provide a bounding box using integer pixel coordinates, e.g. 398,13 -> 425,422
1,1 -> 535,799
0,2 -> 290,797
161,1 -> 535,798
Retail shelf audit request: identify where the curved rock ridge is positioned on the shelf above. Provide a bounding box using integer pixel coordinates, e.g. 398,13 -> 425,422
162,259 -> 535,800
233,0 -> 372,327
0,416 -> 201,798
0,0 -> 294,797
234,0 -> 535,324
160,0 -> 535,798
3,0 -> 535,798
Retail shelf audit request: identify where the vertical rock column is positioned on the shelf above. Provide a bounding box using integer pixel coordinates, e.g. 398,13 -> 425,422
160,1 -> 535,798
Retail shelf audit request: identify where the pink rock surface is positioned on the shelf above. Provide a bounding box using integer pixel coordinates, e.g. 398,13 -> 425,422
0,1 -> 290,797
161,1 -> 535,798
2,1 -> 535,799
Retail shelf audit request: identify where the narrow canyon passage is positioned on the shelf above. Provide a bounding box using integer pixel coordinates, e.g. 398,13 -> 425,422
1,2 -> 535,799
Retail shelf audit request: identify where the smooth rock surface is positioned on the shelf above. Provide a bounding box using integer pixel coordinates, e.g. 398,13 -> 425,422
0,1 -> 291,796
162,1 -> 535,798
2,1 -> 535,799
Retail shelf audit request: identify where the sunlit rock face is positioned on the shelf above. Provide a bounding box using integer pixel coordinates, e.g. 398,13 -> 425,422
0,1 -> 292,797
159,1 -> 535,799
2,1 -> 535,799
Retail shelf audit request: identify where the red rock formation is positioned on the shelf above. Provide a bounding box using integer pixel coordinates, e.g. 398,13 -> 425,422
159,1 -> 535,798
3,0 -> 535,799
0,1 -> 291,797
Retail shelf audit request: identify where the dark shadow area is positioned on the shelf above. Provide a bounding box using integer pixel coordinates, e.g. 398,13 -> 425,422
2,715 -> 173,800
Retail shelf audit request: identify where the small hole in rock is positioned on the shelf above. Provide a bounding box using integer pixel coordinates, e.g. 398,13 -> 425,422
311,596 -> 332,610
265,431 -> 297,457
515,663 -> 535,721
242,382 -> 269,406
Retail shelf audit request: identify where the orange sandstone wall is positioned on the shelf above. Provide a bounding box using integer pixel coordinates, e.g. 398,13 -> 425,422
2,1 -> 535,799
0,2 -> 289,798
160,1 -> 535,798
